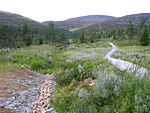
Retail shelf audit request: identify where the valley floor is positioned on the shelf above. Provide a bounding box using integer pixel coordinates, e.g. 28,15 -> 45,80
0,40 -> 150,113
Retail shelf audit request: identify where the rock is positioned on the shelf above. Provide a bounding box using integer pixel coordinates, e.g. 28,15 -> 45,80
84,78 -> 92,84
0,67 -> 57,113
0,69 -> 45,113
32,73 -> 57,113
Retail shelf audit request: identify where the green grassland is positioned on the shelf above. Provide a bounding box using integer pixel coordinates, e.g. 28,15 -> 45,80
112,45 -> 150,69
0,40 -> 150,113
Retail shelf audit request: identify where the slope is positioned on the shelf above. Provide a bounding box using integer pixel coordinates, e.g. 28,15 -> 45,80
74,13 -> 150,32
43,15 -> 116,30
0,11 -> 47,30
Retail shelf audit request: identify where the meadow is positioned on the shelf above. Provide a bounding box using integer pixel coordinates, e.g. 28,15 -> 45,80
0,39 -> 150,113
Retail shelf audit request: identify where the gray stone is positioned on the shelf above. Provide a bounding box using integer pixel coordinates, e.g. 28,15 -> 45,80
0,66 -> 57,113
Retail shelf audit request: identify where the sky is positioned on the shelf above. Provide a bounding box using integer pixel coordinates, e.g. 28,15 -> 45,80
0,0 -> 150,22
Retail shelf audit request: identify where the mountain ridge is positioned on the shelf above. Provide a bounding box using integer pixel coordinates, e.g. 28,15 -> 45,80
74,13 -> 150,32
1,11 -> 150,33
43,15 -> 116,30
0,10 -> 47,30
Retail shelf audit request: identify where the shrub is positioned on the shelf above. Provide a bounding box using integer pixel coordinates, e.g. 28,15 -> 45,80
78,88 -> 89,99
7,55 -> 18,63
50,92 -> 77,113
48,56 -> 53,65
29,56 -> 50,70
55,65 -> 79,86
52,60 -> 150,112
30,59 -> 45,70
95,72 -> 122,98
55,61 -> 96,86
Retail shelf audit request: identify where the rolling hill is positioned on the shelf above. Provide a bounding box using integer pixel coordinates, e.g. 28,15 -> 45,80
43,15 -> 116,30
1,11 -> 150,33
0,11 -> 47,30
74,13 -> 150,32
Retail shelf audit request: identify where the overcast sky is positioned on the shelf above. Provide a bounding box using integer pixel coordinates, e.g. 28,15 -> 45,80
0,0 -> 150,22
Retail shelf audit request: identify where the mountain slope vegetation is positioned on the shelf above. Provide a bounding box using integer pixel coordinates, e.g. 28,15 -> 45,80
0,11 -> 47,29
0,10 -> 150,113
43,15 -> 116,30
73,13 -> 150,32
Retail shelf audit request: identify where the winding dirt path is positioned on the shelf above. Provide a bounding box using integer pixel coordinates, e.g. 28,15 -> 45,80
105,43 -> 148,78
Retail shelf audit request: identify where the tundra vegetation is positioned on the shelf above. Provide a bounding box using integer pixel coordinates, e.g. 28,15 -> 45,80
0,17 -> 150,112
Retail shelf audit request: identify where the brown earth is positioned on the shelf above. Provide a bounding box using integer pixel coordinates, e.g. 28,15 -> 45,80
0,108 -> 15,113
0,69 -> 38,80
0,78 -> 28,92
0,92 -> 19,98
0,68 -> 39,113
0,69 -> 38,98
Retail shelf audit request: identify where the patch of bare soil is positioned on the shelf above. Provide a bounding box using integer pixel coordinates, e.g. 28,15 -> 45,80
0,108 -> 15,113
0,69 -> 38,98
0,92 -> 19,98
0,78 -> 28,91
1,69 -> 38,80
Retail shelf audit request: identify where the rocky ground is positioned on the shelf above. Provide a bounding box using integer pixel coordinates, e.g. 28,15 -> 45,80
0,66 -> 56,113
32,74 -> 56,113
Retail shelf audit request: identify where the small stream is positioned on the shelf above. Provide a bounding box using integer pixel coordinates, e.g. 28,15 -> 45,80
105,43 -> 148,78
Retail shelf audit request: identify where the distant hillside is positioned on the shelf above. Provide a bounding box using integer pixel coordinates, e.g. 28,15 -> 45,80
0,11 -> 47,30
75,13 -> 150,32
43,15 -> 116,30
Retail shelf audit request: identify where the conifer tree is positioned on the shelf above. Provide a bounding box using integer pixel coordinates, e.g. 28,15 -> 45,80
22,22 -> 31,46
137,17 -> 145,39
22,22 -> 29,36
0,25 -> 8,48
89,34 -> 94,43
80,32 -> 85,43
59,32 -> 66,48
140,26 -> 149,46
49,21 -> 55,43
127,21 -> 134,38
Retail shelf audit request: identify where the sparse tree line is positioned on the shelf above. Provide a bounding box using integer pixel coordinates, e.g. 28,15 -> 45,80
0,17 -> 150,48
0,22 -> 70,48
78,17 -> 150,46
108,17 -> 150,46
73,18 -> 150,46
0,23 -> 45,48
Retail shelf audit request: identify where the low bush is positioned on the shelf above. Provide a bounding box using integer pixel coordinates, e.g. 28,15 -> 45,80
55,60 -> 96,86
51,63 -> 150,113
30,59 -> 45,70
7,52 -> 51,70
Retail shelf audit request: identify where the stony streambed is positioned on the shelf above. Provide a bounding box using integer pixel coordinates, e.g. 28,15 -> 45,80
0,66 -> 56,113
32,74 -> 56,113
105,43 -> 149,77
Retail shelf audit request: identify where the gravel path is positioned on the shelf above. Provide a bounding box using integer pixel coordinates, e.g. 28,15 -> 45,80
105,43 -> 148,78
